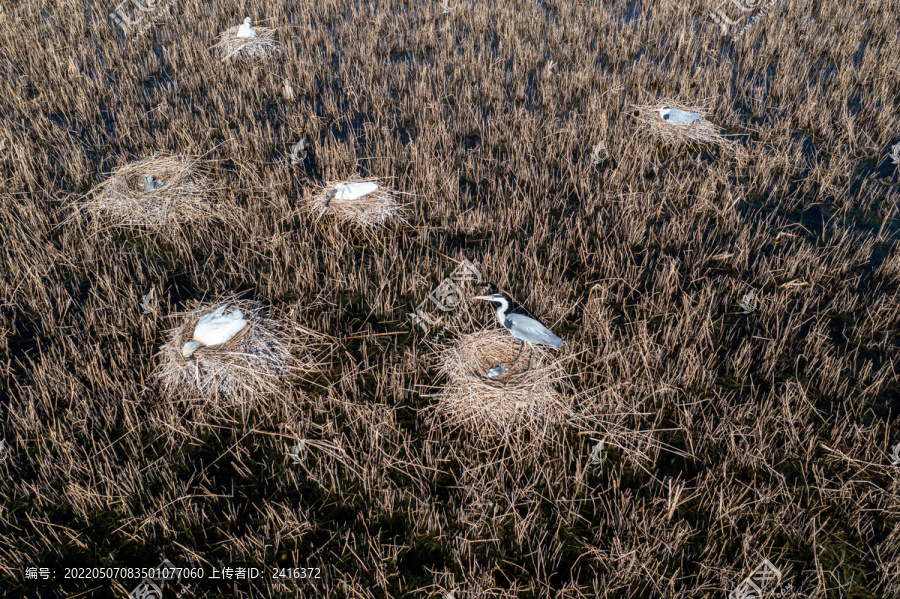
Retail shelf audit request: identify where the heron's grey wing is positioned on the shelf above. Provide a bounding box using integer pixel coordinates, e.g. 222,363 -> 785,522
670,109 -> 702,124
681,111 -> 702,123
505,313 -> 563,347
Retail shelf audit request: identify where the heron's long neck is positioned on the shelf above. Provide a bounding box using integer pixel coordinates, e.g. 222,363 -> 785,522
494,298 -> 509,322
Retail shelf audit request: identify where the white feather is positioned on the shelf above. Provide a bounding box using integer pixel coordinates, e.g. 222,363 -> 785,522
236,17 -> 257,38
191,305 -> 248,347
334,182 -> 379,201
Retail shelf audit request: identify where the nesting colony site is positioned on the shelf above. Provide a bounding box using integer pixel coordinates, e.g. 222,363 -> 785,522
1,0 -> 899,598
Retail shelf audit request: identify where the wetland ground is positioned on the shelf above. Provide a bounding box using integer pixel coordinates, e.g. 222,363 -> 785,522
1,0 -> 900,597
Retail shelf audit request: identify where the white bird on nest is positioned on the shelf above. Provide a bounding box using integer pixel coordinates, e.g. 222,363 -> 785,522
181,305 -> 248,358
324,181 -> 379,206
236,17 -> 258,38
658,106 -> 703,125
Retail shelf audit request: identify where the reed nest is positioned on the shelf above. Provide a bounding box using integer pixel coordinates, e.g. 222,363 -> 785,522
633,100 -> 735,148
433,329 -> 573,439
154,300 -> 300,403
304,177 -> 409,230
81,155 -> 223,230
213,24 -> 282,62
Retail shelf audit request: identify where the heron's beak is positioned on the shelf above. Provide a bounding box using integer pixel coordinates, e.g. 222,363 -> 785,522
472,295 -> 492,301
324,189 -> 337,206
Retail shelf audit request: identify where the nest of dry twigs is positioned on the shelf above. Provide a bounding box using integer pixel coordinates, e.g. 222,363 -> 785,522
81,155 -> 228,231
213,23 -> 282,62
433,329 -> 573,439
303,177 -> 410,231
633,100 -> 736,149
154,299 -> 313,403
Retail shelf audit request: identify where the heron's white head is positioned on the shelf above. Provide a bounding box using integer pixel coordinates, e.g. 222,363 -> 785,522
181,341 -> 202,359
473,292 -> 511,316
243,17 -> 252,26
659,106 -> 672,120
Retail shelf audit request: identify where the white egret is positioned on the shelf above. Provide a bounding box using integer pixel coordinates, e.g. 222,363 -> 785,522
324,181 -> 379,206
181,305 -> 248,358
236,17 -> 257,38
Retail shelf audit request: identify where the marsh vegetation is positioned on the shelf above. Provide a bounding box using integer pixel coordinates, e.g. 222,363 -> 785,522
1,0 -> 899,597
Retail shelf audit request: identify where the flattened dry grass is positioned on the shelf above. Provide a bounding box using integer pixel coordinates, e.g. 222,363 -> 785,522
79,154 -> 234,232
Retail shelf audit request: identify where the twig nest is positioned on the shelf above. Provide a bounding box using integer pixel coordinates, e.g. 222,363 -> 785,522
82,155 -> 224,230
305,177 -> 409,230
633,100 -> 735,148
433,329 -> 573,438
154,300 -> 298,403
214,18 -> 281,62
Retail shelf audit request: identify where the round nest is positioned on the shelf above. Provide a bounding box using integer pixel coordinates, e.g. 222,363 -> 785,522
433,329 -> 573,438
633,100 -> 736,149
83,155 -> 222,230
213,24 -> 282,62
154,300 -> 295,403
305,177 -> 409,230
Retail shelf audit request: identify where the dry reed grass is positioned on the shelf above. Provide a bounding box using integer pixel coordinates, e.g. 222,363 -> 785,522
79,154 -> 229,232
2,0 -> 900,596
153,299 -> 303,403
213,22 -> 282,62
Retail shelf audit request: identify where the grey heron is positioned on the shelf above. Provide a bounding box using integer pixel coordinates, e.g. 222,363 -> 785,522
473,283 -> 562,370
658,106 -> 703,125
